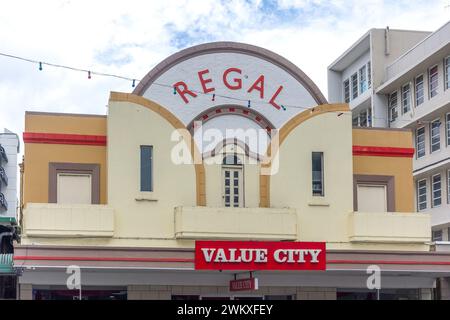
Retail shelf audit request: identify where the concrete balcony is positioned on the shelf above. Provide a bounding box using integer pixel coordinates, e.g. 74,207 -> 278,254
174,206 -> 297,240
24,203 -> 114,237
349,211 -> 430,243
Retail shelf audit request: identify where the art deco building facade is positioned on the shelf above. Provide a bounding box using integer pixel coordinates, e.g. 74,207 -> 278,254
14,42 -> 450,300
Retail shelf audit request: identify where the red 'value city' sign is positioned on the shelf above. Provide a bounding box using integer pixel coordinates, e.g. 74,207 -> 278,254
195,241 -> 326,271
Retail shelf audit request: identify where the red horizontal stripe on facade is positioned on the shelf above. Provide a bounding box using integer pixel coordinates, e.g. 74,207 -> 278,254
14,256 -> 194,263
352,146 -> 415,158
328,260 -> 450,266
13,256 -> 450,266
23,132 -> 107,146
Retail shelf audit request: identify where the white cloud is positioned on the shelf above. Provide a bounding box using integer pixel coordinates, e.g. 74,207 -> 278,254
0,0 -> 449,141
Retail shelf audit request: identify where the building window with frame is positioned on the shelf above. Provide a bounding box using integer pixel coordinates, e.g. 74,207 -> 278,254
343,79 -> 350,103
432,230 -> 443,242
367,61 -> 372,89
312,152 -> 324,196
401,83 -> 411,114
416,127 -> 425,158
446,114 -> 450,147
432,174 -> 442,207
445,56 -> 450,90
351,73 -> 358,100
222,154 -> 243,207
448,170 -> 450,204
140,145 -> 153,192
430,119 -> 441,153
415,75 -> 424,106
429,65 -> 438,98
389,91 -> 398,122
359,65 -> 367,94
352,117 -> 358,126
417,179 -> 427,211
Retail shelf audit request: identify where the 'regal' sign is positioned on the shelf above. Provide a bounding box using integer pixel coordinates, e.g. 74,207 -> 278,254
195,241 -> 326,271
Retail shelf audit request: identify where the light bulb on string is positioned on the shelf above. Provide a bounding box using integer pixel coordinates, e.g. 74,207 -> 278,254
132,79 -> 136,88
88,71 -> 91,79
281,105 -> 286,111
173,87 -> 177,95
248,100 -> 251,108
39,62 -> 42,71
212,93 -> 215,102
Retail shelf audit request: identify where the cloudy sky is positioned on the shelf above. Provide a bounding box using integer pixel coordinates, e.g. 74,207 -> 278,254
0,0 -> 449,140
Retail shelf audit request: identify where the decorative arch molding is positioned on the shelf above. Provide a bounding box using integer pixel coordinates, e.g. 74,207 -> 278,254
132,41 -> 328,105
259,103 -> 349,208
187,104 -> 275,136
109,92 -> 206,206
202,138 -> 262,162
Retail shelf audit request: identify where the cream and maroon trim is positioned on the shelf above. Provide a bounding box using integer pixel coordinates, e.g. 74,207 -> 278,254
23,132 -> 106,146
259,104 -> 349,207
109,92 -> 206,206
132,42 -> 328,105
13,245 -> 450,272
187,104 -> 275,136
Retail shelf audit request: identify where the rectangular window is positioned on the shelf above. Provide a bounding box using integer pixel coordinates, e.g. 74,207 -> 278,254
389,91 -> 398,122
367,62 -> 372,88
416,127 -> 425,158
140,145 -> 153,192
445,56 -> 450,90
367,107 -> 372,127
352,117 -> 358,126
351,73 -> 358,99
430,119 -> 441,153
417,179 -> 427,211
359,66 -> 367,94
432,174 -> 442,207
432,230 -> 443,242
447,114 -> 450,147
312,152 -> 324,196
448,170 -> 450,204
343,79 -> 350,103
401,83 -> 411,114
415,75 -> 424,106
222,167 -> 243,207
429,65 -> 438,98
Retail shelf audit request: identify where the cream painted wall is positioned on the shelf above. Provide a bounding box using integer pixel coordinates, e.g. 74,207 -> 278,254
203,144 -> 259,208
270,112 -> 354,243
107,101 -> 197,239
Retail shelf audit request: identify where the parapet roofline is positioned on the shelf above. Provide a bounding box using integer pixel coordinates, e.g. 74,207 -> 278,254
25,111 -> 106,118
328,30 -> 371,72
328,28 -> 432,72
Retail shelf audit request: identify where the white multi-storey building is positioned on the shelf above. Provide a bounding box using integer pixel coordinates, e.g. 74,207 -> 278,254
328,21 -> 450,243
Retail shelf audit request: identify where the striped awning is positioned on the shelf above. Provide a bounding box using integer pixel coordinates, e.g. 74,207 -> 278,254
0,253 -> 14,274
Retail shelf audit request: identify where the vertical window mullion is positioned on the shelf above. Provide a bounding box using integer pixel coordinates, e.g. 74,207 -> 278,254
140,145 -> 153,192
